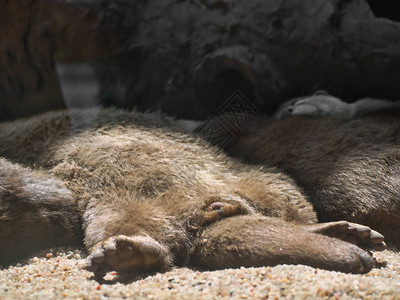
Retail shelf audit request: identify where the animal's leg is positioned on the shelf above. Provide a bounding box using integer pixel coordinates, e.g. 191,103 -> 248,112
0,158 -> 82,266
190,215 -> 380,274
300,221 -> 386,251
83,200 -> 190,277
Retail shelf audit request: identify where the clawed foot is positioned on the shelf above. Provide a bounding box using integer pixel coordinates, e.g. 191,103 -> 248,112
302,221 -> 386,251
84,235 -> 171,277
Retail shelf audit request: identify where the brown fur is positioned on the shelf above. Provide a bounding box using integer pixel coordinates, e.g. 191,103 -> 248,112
0,158 -> 82,263
190,216 -> 375,273
0,107 -> 385,276
225,114 -> 400,246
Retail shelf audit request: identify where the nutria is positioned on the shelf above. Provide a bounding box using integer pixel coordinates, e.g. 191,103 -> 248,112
0,107 -> 385,277
224,110 -> 400,247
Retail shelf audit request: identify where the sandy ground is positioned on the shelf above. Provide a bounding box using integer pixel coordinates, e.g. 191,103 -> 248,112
0,246 -> 399,299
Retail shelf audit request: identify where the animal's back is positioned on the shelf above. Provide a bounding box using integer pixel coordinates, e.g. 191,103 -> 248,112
0,107 -> 178,167
227,115 -> 400,244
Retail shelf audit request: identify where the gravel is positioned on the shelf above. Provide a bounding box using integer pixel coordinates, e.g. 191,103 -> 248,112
0,247 -> 399,299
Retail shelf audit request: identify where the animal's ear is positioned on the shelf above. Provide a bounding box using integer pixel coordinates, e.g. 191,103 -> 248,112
189,215 -> 374,274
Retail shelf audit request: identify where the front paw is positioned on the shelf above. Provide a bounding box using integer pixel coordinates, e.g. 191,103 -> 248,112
84,235 -> 172,277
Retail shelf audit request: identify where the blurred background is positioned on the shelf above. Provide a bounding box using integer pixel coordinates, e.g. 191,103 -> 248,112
1,0 -> 399,122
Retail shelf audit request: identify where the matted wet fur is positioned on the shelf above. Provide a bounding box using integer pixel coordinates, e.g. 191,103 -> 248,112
0,107 -> 386,277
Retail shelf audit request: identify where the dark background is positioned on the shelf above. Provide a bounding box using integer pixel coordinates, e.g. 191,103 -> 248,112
0,0 -> 399,122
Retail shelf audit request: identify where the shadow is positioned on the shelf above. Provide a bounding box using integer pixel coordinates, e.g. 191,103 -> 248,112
368,0 -> 400,22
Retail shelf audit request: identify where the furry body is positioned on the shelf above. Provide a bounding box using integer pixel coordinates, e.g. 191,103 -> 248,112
226,114 -> 400,246
0,108 -> 386,276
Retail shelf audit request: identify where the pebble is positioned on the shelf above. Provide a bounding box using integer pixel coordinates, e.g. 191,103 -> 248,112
0,249 -> 399,299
